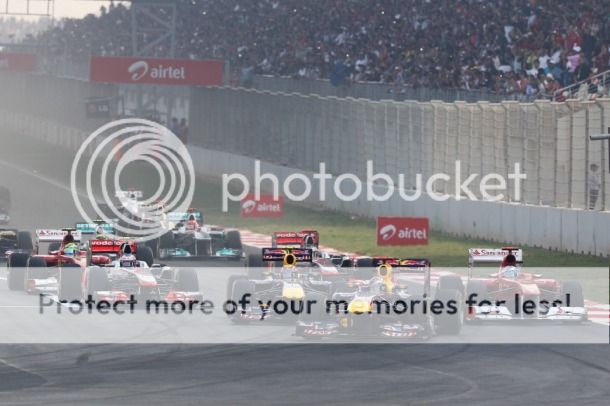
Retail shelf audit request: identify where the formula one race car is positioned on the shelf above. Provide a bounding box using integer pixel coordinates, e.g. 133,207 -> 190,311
295,258 -> 464,340
465,247 -> 587,322
77,241 -> 202,305
0,228 -> 32,260
272,229 -> 352,267
226,248 -> 335,322
153,210 -> 243,261
6,228 -> 154,300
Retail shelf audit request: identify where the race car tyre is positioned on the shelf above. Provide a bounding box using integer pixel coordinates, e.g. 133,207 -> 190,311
355,257 -> 374,268
177,269 -> 199,291
226,275 -> 247,301
16,231 -> 33,251
246,253 -> 264,268
7,252 -> 29,291
136,246 -> 154,267
230,279 -> 254,323
560,281 -> 584,307
434,289 -> 463,335
437,274 -> 465,296
225,230 -> 242,250
48,242 -> 61,253
145,238 -> 160,257
159,231 -> 175,249
298,292 -> 328,323
85,266 -> 110,296
58,264 -> 83,302
403,293 -> 429,327
26,256 -> 47,281
466,280 -> 489,304
246,254 -> 265,280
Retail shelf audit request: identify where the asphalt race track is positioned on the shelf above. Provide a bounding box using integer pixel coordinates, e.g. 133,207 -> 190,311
0,135 -> 608,405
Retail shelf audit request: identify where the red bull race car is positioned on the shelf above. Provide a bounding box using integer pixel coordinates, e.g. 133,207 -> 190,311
226,248 -> 336,323
295,257 -> 464,340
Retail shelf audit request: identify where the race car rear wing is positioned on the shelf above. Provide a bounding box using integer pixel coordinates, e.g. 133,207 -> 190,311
75,222 -> 114,235
372,257 -> 431,272
89,239 -> 136,254
36,229 -> 82,242
166,211 -> 203,222
272,230 -> 319,248
372,257 -> 431,296
468,247 -> 523,265
468,247 -> 523,279
261,248 -> 313,262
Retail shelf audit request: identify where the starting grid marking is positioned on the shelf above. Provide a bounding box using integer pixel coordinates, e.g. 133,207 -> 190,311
239,229 -> 610,327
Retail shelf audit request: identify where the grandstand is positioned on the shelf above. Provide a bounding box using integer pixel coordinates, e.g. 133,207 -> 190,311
8,0 -> 609,102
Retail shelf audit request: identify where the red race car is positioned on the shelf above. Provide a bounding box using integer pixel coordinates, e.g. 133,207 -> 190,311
465,247 -> 587,322
6,228 -> 154,301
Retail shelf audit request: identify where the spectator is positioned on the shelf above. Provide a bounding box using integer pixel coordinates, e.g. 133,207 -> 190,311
169,117 -> 179,136
588,163 -> 601,210
24,0 -> 610,100
178,118 -> 189,145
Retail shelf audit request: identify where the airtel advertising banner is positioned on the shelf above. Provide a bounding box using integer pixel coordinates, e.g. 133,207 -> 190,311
240,194 -> 284,218
377,217 -> 429,246
89,56 -> 223,86
0,52 -> 36,72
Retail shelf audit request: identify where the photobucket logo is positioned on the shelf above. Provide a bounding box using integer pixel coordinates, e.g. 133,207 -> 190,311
70,118 -> 195,241
221,161 -> 526,211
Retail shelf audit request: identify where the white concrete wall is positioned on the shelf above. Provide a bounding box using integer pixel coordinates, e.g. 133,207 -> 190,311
184,142 -> 610,257
2,108 -> 609,257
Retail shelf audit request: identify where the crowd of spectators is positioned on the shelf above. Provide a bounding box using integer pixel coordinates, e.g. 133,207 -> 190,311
20,0 -> 610,100
0,17 -> 50,45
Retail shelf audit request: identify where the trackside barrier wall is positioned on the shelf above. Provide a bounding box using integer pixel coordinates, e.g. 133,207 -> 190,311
1,108 -> 609,256
1,72 -> 610,256
187,146 -> 610,257
190,86 -> 610,211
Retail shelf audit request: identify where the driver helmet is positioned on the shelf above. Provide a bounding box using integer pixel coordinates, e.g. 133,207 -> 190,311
119,253 -> 138,268
63,233 -> 75,245
503,254 -> 517,267
63,242 -> 78,256
303,234 -> 315,248
95,225 -> 108,240
502,265 -> 520,279
185,214 -> 199,231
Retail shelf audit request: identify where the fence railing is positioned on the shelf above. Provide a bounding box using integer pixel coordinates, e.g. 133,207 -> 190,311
245,75 -> 519,103
38,56 -> 519,104
554,69 -> 610,101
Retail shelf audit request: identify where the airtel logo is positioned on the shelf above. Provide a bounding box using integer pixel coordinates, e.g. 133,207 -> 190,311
128,60 -> 148,81
379,224 -> 397,241
241,200 -> 256,214
127,60 -> 186,81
